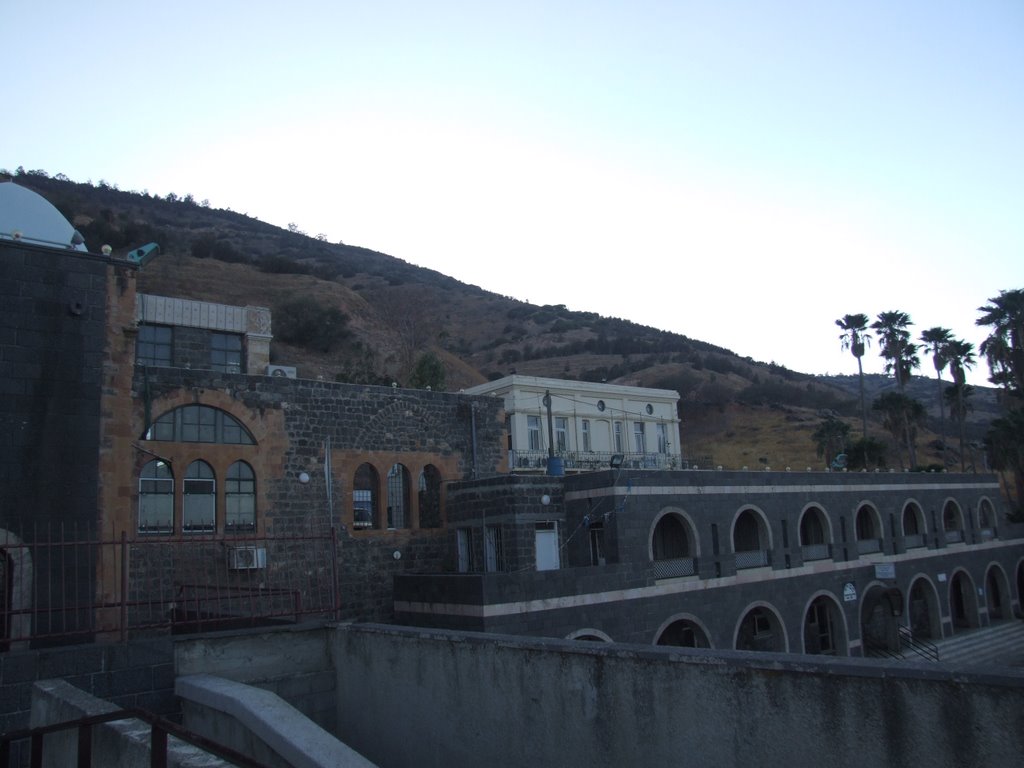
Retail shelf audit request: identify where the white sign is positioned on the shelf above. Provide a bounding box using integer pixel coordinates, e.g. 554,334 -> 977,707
874,563 -> 896,580
843,582 -> 857,602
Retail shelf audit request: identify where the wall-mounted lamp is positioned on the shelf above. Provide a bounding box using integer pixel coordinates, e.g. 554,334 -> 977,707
298,472 -> 310,484
541,494 -> 551,506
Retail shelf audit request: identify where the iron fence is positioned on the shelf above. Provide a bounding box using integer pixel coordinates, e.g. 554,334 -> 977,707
0,523 -> 339,647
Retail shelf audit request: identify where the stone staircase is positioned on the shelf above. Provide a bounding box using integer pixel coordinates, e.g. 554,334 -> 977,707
927,619 -> 1024,668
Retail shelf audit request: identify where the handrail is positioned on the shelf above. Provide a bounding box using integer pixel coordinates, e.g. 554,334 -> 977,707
0,706 -> 270,768
898,625 -> 940,662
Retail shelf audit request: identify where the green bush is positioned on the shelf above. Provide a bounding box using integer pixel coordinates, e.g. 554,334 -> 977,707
274,297 -> 350,352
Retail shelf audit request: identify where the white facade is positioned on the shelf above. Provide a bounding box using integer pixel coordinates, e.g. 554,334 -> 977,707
464,375 -> 682,472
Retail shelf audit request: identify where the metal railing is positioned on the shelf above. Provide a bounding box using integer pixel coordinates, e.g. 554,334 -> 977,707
0,707 -> 269,768
902,534 -> 926,550
735,549 -> 770,570
944,529 -> 965,544
856,538 -> 882,555
800,543 -> 831,562
652,557 -> 698,579
898,625 -> 940,662
0,523 -> 339,646
509,449 -> 680,472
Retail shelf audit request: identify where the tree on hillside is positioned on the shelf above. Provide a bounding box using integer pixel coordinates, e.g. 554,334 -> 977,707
872,311 -> 920,467
919,326 -> 954,466
977,288 -> 1024,514
408,352 -> 446,391
872,392 -> 925,470
812,414 -> 851,469
943,338 -> 976,472
836,313 -> 872,451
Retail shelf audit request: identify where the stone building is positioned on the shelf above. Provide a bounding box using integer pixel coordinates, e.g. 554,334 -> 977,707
396,468 -> 1024,657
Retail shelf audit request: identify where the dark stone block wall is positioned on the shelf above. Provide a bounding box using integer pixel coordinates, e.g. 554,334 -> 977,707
131,367 -> 506,622
0,241 -> 121,642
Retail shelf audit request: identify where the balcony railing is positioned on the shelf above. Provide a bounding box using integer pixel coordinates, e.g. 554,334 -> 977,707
944,529 -> 965,544
652,557 -> 698,579
979,528 -> 995,541
510,449 -> 680,472
856,538 -> 882,555
902,533 -> 926,550
800,543 -> 832,562
735,549 -> 770,570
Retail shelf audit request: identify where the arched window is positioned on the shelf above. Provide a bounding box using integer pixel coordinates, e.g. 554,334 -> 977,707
652,514 -> 690,561
139,460 -> 174,534
736,606 -> 785,652
799,507 -> 831,562
943,500 -> 964,543
184,461 -> 216,534
733,509 -> 770,569
855,504 -> 881,554
418,465 -> 443,529
387,464 -> 410,529
901,502 -> 926,549
353,464 -> 379,530
225,461 -> 256,533
145,405 -> 254,444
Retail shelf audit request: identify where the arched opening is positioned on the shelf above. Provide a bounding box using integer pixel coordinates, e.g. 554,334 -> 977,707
908,577 -> 942,640
855,504 -> 882,554
803,595 -> 847,655
353,463 -> 380,530
567,628 -> 613,643
985,565 -> 1011,622
733,509 -> 770,570
901,502 -> 926,549
418,465 -> 443,528
656,617 -> 711,648
386,464 -> 411,529
735,605 -> 785,652
0,529 -> 32,650
943,500 -> 965,544
861,585 -> 902,656
798,506 -> 831,562
949,570 -> 980,630
183,460 -> 216,534
652,514 -> 690,560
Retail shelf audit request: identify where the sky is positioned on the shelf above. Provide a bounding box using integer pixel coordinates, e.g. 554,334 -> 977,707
4,1 -> 1022,387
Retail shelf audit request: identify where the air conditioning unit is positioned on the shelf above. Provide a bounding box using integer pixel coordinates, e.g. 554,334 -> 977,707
228,546 -> 267,570
265,365 -> 297,378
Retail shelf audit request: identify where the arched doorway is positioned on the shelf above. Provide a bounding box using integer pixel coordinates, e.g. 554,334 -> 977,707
733,508 -> 771,570
949,570 -> 980,630
908,577 -> 941,640
650,511 -> 697,578
798,506 -> 832,562
735,605 -> 786,652
656,616 -> 711,648
985,565 -> 1011,622
803,595 -> 847,655
861,585 -> 902,656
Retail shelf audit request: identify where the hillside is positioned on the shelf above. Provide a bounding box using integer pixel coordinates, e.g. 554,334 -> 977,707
4,169 -> 1006,471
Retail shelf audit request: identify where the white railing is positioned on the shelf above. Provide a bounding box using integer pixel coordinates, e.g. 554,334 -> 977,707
510,449 -> 679,472
944,529 -> 965,544
902,534 -> 925,550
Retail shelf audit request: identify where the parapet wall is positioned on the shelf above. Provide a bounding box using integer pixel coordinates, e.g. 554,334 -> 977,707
331,623 -> 1024,768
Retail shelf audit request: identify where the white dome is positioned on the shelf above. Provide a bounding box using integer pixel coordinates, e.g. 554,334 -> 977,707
0,182 -> 87,251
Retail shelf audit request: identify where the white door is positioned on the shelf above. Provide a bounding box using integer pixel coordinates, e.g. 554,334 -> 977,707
535,523 -> 560,571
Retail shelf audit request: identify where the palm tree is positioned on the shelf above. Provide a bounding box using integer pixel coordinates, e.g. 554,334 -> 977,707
985,409 -> 1024,519
943,338 -> 975,471
872,311 -> 919,466
836,314 -> 872,447
812,414 -> 851,469
976,288 -> 1024,395
919,326 -> 954,466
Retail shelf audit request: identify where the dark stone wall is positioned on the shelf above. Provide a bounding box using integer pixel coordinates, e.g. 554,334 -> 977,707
132,367 -> 506,622
0,241 -> 121,642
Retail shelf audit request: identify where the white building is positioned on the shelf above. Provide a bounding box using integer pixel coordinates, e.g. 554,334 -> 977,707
464,375 -> 682,472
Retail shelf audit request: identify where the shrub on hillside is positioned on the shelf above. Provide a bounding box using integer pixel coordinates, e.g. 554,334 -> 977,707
274,297 -> 350,353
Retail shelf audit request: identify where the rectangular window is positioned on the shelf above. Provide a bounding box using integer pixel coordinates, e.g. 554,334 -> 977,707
137,324 -> 172,367
183,477 -> 216,533
139,478 -> 173,533
633,422 -> 646,454
457,528 -> 473,573
656,423 -> 669,454
485,525 -> 503,572
527,415 -> 542,451
555,417 -> 568,452
211,332 -> 243,373
589,524 -> 605,566
181,405 -> 216,443
613,421 -> 623,453
581,420 -> 591,452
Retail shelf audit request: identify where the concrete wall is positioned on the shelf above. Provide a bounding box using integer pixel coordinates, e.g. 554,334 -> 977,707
331,623 -> 1024,768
